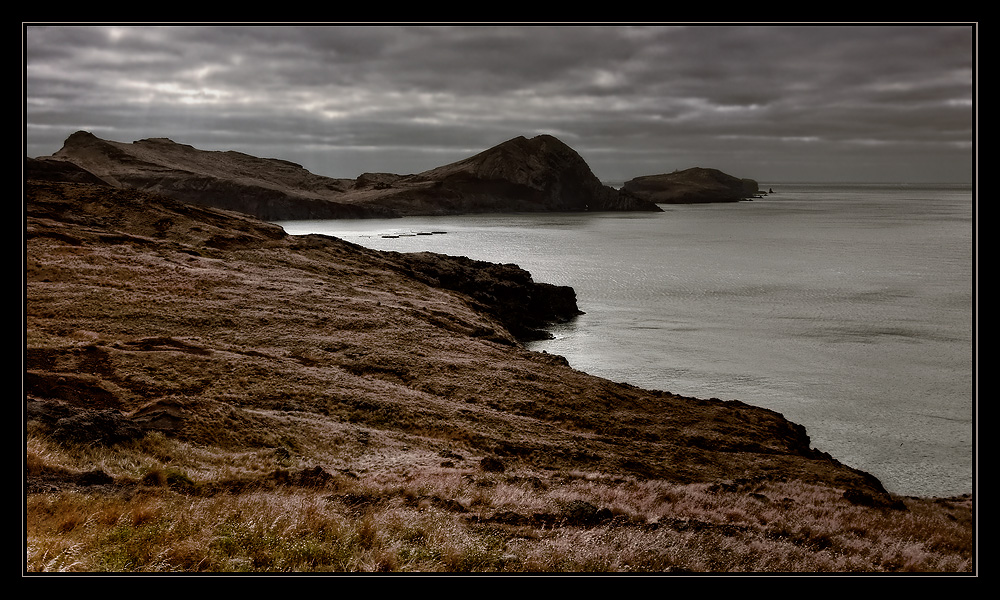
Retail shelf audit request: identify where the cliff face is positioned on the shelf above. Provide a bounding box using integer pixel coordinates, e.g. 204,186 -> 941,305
30,132 -> 661,220
386,250 -> 584,342
622,167 -> 759,203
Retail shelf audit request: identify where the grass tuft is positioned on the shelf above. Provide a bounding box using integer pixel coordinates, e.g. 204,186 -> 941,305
25,464 -> 974,573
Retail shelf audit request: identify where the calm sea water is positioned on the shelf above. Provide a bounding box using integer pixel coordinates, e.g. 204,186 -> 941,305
276,183 -> 975,498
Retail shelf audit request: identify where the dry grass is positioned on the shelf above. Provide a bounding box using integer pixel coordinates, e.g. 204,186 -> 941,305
25,433 -> 974,574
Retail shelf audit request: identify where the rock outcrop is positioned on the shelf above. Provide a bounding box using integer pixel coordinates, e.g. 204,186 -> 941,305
24,156 -> 110,186
387,250 -> 584,342
388,134 -> 661,214
622,167 -> 759,203
29,131 -> 662,220
31,131 -> 383,220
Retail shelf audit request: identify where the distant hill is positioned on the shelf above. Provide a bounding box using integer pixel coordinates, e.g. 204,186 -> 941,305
28,132 -> 662,220
622,167 -> 760,203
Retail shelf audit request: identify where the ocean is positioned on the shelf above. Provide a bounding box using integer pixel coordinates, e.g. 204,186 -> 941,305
275,183 -> 975,498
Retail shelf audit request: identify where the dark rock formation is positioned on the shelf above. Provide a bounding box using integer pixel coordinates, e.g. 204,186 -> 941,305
29,131 -> 661,220
388,250 -> 584,341
24,157 -> 110,185
29,131 -> 385,221
391,135 -> 662,214
622,167 -> 759,203
26,397 -> 144,446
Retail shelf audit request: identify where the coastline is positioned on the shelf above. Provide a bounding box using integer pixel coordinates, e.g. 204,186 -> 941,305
24,180 -> 974,572
277,185 -> 974,499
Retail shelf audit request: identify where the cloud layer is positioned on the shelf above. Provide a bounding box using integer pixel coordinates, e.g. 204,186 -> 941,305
25,24 -> 976,183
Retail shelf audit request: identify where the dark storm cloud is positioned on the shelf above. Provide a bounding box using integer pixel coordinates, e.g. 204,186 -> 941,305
24,24 -> 975,182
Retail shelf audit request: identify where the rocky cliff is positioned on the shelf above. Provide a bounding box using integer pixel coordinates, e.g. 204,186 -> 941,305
28,178 -> 957,573
622,167 -> 760,203
29,132 -> 661,220
25,177 -> 893,499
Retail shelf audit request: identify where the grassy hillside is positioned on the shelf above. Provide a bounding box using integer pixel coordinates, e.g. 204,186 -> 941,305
24,181 -> 974,573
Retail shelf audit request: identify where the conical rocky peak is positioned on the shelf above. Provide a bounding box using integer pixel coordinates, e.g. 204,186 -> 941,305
409,134 -> 657,213
418,134 -> 600,190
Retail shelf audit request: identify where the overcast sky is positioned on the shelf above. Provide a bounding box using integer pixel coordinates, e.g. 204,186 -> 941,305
23,24 -> 976,184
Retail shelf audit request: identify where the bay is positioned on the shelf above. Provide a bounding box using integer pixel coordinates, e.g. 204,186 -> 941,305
275,183 -> 975,498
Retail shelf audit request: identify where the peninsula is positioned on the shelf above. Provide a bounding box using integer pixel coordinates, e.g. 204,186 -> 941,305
29,132 -> 662,221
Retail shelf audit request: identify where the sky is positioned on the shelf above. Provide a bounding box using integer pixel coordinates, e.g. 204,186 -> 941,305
23,24 -> 976,184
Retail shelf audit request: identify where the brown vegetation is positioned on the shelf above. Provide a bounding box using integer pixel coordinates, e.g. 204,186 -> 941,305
24,180 -> 974,573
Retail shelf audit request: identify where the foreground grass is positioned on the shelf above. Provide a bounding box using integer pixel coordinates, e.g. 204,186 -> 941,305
25,435 -> 974,573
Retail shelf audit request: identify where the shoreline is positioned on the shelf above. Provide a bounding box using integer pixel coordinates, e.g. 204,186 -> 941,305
275,193 -> 974,500
24,180 -> 975,572
26,179 -> 897,496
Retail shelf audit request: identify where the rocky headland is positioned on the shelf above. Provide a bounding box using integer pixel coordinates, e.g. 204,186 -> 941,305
24,139 -> 973,572
23,173 -> 974,572
28,132 -> 662,221
26,176 -> 882,492
622,167 -> 761,203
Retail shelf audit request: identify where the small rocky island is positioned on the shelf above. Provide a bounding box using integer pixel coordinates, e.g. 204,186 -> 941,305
622,167 -> 761,203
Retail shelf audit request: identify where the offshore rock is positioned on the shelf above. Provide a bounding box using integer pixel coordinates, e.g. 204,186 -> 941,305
622,167 -> 759,203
